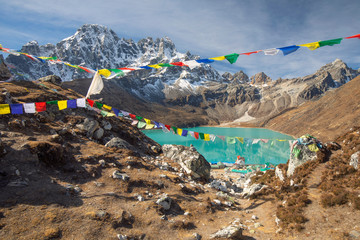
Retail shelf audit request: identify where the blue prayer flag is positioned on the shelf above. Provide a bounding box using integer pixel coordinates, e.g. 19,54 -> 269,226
181,129 -> 188,137
112,108 -> 120,116
10,104 -> 23,114
278,45 -> 300,56
196,59 -> 215,64
67,99 -> 77,108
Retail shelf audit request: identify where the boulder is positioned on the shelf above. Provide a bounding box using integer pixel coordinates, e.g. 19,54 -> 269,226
93,128 -> 104,140
76,118 -> 99,138
275,165 -> 285,181
287,135 -> 322,177
241,183 -> 267,198
156,195 -> 172,210
350,151 -> 359,170
37,75 -> 62,86
210,224 -> 243,239
105,137 -> 134,150
162,144 -> 211,181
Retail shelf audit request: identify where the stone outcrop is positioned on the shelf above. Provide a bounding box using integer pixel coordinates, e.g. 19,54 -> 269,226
350,151 -> 359,170
162,144 -> 211,181
0,55 -> 12,81
37,75 -> 62,86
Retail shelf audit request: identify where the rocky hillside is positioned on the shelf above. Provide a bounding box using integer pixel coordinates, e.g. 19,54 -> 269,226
263,75 -> 360,142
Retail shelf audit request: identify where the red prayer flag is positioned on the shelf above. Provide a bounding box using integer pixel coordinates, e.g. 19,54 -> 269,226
119,68 -> 135,71
170,62 -> 188,67
86,98 -> 94,107
241,50 -> 260,55
129,114 -> 136,119
194,132 -> 199,140
165,124 -> 171,130
345,34 -> 360,39
78,66 -> 91,73
35,102 -> 46,112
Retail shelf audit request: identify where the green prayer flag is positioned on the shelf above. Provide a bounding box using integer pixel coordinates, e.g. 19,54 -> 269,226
224,53 -> 239,64
171,126 -> 177,133
136,116 -> 143,121
95,102 -> 103,109
292,147 -> 301,158
137,121 -> 146,129
226,137 -> 236,144
199,133 -> 205,140
109,69 -> 125,76
46,100 -> 58,105
158,63 -> 174,67
319,38 -> 343,47
100,110 -> 108,117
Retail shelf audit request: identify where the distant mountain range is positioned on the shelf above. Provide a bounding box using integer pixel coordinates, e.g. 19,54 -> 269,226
3,24 -> 360,127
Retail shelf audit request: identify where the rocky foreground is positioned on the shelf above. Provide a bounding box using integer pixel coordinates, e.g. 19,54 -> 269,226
1,80 -> 360,239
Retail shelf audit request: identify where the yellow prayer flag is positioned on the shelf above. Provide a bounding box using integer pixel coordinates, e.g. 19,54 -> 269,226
177,128 -> 183,136
103,104 -> 112,111
0,104 -> 10,114
148,64 -> 161,69
107,113 -> 116,117
308,144 -> 319,152
144,118 -> 151,124
298,42 -> 320,50
98,69 -> 112,78
204,134 -> 210,141
145,124 -> 155,130
58,100 -> 67,110
236,137 -> 244,144
209,56 -> 226,61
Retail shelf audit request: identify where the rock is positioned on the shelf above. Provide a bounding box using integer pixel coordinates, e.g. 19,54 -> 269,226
210,224 -> 243,239
0,55 -> 12,81
117,234 -> 128,240
99,159 -> 106,167
287,135 -> 322,177
76,119 -> 99,138
275,166 -> 285,181
137,195 -> 145,201
93,128 -> 104,140
349,230 -> 360,238
101,120 -> 112,130
241,183 -> 267,198
252,215 -> 258,220
37,75 -> 62,86
112,170 -> 130,181
350,151 -> 359,170
156,195 -> 172,210
184,233 -> 202,240
160,215 -> 168,220
162,144 -> 211,181
254,222 -> 262,228
105,137 -> 134,150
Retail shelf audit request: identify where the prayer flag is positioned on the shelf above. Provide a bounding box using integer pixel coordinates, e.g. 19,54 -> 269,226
154,121 -> 160,128
182,129 -> 188,137
76,98 -> 86,108
23,103 -> 35,113
140,66 -> 152,70
263,48 -> 280,55
260,139 -> 269,143
252,139 -> 261,144
145,124 -> 155,129
100,110 -> 108,117
58,100 -> 67,110
137,121 -> 146,128
47,100 -> 58,105
120,110 -> 130,116
308,144 -> 319,152
210,134 -> 216,142
298,42 -> 320,50
204,134 -> 210,141
241,50 -> 260,55
112,108 -> 120,116
184,60 -> 201,69
210,56 -> 226,61
119,67 -> 135,71
98,69 -> 111,78
35,102 -> 46,112
144,118 -> 151,124
171,126 -> 177,134
129,114 -> 136,119
148,64 -> 161,69
67,99 -> 77,108
158,63 -> 174,67
170,62 -> 187,66
86,71 -> 104,98
196,59 -> 214,64
345,34 -> 360,39
131,120 -> 139,126
177,128 -> 183,136
236,137 -> 244,144
199,133 -> 205,140
189,131 -> 195,138
278,45 -> 300,56
0,104 -> 10,114
10,104 -> 23,114
226,137 -> 236,144
86,99 -> 94,107
103,104 -> 112,111
224,53 -> 239,64
319,38 -> 342,47
194,132 -> 199,140
95,102 -> 103,109
165,125 -> 171,131
136,116 -> 143,121
217,135 -> 225,141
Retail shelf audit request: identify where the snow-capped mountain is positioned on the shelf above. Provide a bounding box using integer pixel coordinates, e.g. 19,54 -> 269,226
5,24 -> 221,101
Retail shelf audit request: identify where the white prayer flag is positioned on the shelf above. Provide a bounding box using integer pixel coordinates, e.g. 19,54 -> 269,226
23,103 -> 35,113
86,71 -> 104,98
263,48 -> 280,56
184,60 -> 201,70
76,98 -> 86,108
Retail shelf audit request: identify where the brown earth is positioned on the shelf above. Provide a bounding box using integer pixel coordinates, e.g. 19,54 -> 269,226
1,80 -> 360,239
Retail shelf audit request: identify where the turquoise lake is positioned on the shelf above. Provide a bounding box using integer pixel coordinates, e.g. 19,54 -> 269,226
143,127 -> 294,165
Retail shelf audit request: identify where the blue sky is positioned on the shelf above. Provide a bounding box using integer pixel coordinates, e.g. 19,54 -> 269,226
0,0 -> 359,79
